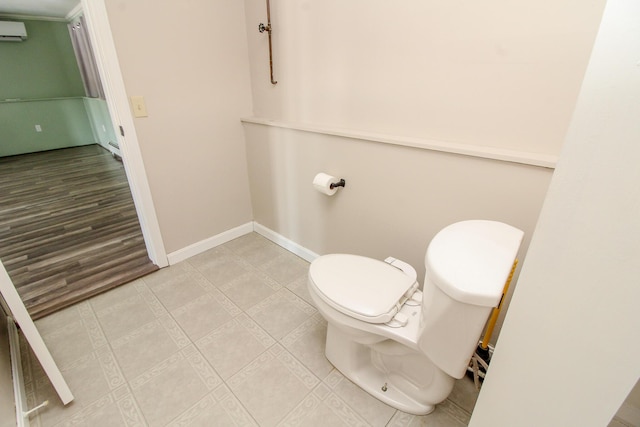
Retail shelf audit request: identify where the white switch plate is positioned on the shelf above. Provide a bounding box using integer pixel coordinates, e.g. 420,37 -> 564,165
130,96 -> 148,118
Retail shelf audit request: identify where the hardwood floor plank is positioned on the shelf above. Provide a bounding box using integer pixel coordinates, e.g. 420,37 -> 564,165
0,145 -> 158,319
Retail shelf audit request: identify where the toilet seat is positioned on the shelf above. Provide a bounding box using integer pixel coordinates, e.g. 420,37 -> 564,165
309,254 -> 418,324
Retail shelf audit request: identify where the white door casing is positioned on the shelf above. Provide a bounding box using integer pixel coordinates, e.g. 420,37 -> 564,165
80,0 -> 168,268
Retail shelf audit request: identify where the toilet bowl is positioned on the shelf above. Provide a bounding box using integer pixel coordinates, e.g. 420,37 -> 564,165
308,220 -> 524,415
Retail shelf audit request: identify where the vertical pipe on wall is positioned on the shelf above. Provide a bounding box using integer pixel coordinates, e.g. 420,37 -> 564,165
258,0 -> 277,85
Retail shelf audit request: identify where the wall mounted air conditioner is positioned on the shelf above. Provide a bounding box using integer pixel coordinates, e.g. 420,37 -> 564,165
0,21 -> 27,42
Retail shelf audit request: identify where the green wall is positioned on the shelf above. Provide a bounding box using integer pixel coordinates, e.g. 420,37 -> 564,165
84,97 -> 118,148
0,18 -> 99,156
0,19 -> 85,99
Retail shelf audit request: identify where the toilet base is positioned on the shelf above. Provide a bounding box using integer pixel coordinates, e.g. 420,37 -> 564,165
325,323 -> 454,415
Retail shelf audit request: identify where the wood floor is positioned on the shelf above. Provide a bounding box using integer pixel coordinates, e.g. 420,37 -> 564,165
0,145 -> 158,319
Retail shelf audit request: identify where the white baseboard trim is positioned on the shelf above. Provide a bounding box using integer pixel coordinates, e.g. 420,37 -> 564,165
167,222 -> 254,264
253,222 -> 319,263
165,222 -> 318,265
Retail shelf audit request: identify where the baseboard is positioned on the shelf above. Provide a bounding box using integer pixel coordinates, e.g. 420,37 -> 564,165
253,222 -> 319,263
167,222 -> 254,264
166,221 -> 319,265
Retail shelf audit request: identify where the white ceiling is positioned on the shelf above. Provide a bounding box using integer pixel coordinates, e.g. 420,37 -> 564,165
0,0 -> 79,18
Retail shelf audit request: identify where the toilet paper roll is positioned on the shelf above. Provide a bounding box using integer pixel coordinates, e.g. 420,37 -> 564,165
313,173 -> 339,196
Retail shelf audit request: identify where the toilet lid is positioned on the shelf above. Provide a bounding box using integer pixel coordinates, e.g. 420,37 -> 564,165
309,254 -> 417,323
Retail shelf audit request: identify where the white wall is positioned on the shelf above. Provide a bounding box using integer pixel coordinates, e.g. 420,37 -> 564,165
103,0 -> 254,253
246,0 -> 605,155
243,0 -> 605,341
469,0 -> 640,425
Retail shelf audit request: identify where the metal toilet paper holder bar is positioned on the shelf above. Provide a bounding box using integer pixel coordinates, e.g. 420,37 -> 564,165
330,179 -> 346,190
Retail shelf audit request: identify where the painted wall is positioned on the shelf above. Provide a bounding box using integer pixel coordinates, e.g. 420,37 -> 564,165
0,19 -> 84,99
469,0 -> 640,425
0,98 -> 94,156
103,0 -> 254,253
242,0 -> 605,340
0,19 -> 94,156
245,0 -> 605,155
84,97 -> 118,151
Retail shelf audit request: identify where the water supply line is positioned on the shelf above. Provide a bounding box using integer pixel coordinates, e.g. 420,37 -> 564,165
258,0 -> 278,85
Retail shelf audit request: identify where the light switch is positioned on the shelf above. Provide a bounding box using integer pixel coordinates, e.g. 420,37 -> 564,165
130,96 -> 148,118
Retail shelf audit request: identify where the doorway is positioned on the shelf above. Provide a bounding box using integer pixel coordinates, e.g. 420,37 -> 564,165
0,145 -> 158,318
0,6 -> 166,318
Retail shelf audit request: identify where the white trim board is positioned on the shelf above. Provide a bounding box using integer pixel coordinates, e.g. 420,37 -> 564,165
253,223 -> 319,263
167,223 -> 254,264
81,0 -> 168,268
241,117 -> 558,169
166,222 -> 319,265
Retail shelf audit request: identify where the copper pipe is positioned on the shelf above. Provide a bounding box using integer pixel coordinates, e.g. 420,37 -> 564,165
258,0 -> 277,85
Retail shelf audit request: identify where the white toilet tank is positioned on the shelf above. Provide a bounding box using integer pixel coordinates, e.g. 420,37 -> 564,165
417,220 -> 524,379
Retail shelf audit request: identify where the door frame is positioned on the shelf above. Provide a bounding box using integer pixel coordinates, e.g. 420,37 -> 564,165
80,0 -> 168,268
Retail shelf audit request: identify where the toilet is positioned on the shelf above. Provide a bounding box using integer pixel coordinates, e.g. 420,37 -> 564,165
308,220 -> 524,415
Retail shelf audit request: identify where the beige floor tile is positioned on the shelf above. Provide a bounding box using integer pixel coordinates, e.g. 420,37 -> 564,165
228,345 -> 319,427
260,253 -> 310,286
89,281 -> 142,313
224,233 -> 273,255
94,292 -> 159,341
32,346 -> 123,426
51,385 -> 145,427
608,418 -> 633,427
219,271 -> 281,310
227,236 -> 290,268
34,301 -> 89,335
387,399 -> 469,426
281,314 -> 333,379
130,347 -> 221,427
277,383 -> 370,427
143,263 -> 209,311
38,317 -> 96,369
168,384 -> 258,427
26,232 -> 479,427
110,316 -> 188,381
35,301 -> 107,369
286,275 -> 314,305
172,291 -> 240,341
187,245 -> 252,284
448,376 -> 479,414
246,289 -> 316,340
196,314 -> 275,380
324,369 -> 396,427
142,260 -> 198,289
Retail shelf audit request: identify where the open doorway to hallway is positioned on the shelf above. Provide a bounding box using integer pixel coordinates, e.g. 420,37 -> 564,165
0,8 -> 158,318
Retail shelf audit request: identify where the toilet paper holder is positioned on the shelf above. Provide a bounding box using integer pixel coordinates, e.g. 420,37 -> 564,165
330,179 -> 346,190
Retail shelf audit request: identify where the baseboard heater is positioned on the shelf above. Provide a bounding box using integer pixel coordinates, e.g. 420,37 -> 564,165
108,141 -> 122,161
8,316 -> 48,427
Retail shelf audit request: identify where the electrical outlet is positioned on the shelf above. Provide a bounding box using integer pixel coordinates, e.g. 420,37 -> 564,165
35,125 -> 42,132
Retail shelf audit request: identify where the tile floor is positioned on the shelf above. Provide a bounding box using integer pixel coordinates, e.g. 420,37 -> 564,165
22,233 -> 479,427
